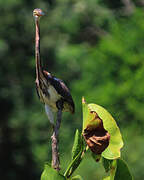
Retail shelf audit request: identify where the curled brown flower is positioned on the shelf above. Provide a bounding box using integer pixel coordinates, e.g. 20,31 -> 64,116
83,111 -> 110,155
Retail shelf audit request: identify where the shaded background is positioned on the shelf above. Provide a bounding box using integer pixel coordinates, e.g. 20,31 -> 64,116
0,0 -> 144,179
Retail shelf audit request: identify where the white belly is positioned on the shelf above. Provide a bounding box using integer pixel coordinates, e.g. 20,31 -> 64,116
43,85 -> 61,111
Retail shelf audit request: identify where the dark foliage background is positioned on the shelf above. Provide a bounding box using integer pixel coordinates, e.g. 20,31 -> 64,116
0,0 -> 144,179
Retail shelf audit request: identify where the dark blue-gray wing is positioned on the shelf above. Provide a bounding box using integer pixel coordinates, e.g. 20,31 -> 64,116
43,70 -> 75,113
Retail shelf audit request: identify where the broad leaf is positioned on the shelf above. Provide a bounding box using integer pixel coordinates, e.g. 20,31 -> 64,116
103,159 -> 132,180
114,159 -> 133,180
41,163 -> 66,180
82,98 -> 123,159
82,98 -> 110,155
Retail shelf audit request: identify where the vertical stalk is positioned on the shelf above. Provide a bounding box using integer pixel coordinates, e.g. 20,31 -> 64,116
51,110 -> 62,171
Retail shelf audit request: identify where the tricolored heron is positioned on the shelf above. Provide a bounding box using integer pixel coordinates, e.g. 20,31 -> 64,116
33,9 -> 75,124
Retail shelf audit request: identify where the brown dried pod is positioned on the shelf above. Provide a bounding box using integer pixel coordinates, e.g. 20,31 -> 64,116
83,111 -> 110,155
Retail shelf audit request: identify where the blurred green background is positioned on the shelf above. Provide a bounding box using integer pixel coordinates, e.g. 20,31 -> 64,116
0,0 -> 144,179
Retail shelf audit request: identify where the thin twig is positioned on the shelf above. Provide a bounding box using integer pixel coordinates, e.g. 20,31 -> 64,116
51,109 -> 62,171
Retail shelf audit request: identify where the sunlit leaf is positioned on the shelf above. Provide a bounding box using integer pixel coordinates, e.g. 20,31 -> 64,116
86,103 -> 123,159
41,163 -> 66,180
82,98 -> 110,155
82,97 -> 102,131
82,97 -> 90,131
103,176 -> 110,180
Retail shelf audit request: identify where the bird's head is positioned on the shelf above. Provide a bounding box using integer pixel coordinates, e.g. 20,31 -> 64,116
33,8 -> 45,19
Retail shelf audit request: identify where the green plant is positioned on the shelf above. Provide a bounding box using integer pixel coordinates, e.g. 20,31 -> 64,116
40,98 -> 132,180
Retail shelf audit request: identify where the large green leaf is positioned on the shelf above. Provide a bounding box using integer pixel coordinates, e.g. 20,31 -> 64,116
82,99 -> 123,159
88,103 -> 123,159
103,159 -> 133,180
41,163 -> 66,180
114,159 -> 133,180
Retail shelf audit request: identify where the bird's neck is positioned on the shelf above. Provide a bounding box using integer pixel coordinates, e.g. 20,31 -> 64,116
35,18 -> 42,80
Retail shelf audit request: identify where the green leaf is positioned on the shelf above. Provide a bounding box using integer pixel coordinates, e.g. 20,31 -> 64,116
64,134 -> 84,179
64,129 -> 84,178
102,157 -> 113,172
91,153 -> 101,162
71,175 -> 83,180
103,159 -> 133,180
114,159 -> 133,180
41,163 -> 66,180
64,148 -> 83,178
85,102 -> 123,159
82,97 -> 102,131
72,129 -> 82,160
103,176 -> 110,180
82,97 -> 90,131
109,160 -> 117,180
82,98 -> 111,155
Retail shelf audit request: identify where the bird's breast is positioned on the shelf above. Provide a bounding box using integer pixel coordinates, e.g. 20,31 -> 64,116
42,85 -> 61,110
47,85 -> 61,102
36,78 -> 74,113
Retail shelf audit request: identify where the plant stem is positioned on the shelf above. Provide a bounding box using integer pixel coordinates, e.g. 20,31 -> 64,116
51,109 -> 62,171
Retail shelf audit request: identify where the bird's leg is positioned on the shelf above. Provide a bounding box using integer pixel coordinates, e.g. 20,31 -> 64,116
51,101 -> 63,171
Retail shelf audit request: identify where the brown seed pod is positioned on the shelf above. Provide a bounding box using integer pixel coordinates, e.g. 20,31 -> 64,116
83,111 -> 110,155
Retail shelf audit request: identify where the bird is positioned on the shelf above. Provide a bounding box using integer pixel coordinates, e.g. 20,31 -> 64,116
33,8 -> 75,124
